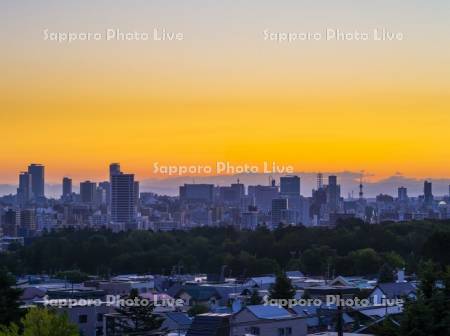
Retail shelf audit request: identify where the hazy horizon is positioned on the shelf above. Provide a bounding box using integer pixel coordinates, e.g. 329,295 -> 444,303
1,171 -> 449,199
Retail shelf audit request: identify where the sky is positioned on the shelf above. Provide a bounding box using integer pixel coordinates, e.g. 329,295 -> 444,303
1,0 -> 449,184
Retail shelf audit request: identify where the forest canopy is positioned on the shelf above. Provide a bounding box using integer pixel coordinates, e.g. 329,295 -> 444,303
1,219 -> 449,278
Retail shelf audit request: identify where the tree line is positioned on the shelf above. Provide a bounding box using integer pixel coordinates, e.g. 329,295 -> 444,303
1,219 -> 449,277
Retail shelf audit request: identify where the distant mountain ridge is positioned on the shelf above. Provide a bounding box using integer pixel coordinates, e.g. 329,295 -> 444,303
1,172 -> 449,199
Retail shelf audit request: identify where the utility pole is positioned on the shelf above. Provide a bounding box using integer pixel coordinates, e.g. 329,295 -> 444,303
336,293 -> 344,336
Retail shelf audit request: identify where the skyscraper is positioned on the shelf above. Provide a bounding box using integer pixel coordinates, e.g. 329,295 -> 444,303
80,181 -> 96,204
109,163 -> 121,179
280,175 -> 301,215
271,197 -> 288,227
62,177 -> 72,198
99,181 -> 110,206
19,209 -> 36,236
280,175 -> 300,196
109,163 -> 122,211
398,186 -> 408,202
424,181 -> 433,205
326,175 -> 341,213
134,181 -> 140,208
27,164 -> 45,198
179,184 -> 214,203
111,173 -> 136,226
17,172 -> 32,207
248,184 -> 279,213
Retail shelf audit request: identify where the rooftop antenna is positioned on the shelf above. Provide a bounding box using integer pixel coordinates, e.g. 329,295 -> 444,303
359,170 -> 364,200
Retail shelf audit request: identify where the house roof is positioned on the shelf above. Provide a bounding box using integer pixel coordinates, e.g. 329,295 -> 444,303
292,305 -> 317,317
20,287 -> 46,301
330,276 -> 375,289
167,283 -> 183,297
292,305 -> 354,327
246,276 -> 276,286
375,282 -> 416,299
177,286 -> 222,301
186,314 -> 231,336
286,271 -> 304,278
165,312 -> 192,327
246,305 -> 292,319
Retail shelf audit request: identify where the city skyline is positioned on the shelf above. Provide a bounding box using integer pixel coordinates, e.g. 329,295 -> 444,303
3,161 -> 449,232
3,162 -> 450,199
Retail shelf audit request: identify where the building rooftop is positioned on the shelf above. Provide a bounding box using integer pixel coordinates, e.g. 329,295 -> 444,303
246,305 -> 292,320
375,282 -> 416,298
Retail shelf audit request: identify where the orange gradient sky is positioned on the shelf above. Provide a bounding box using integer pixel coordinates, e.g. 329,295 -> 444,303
1,1 -> 449,183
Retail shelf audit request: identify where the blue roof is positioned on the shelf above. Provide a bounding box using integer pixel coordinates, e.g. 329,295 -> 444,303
249,276 -> 276,284
292,305 -> 317,316
286,271 -> 304,278
247,305 -> 292,319
376,282 -> 416,298
291,305 -> 354,327
165,312 -> 192,326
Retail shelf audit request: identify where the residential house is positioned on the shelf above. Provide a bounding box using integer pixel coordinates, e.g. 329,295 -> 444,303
161,312 -> 192,334
368,282 -> 416,305
244,276 -> 276,290
186,313 -> 231,336
173,284 -> 222,309
232,305 -> 308,336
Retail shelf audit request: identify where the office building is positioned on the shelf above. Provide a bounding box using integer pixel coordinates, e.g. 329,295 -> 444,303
19,209 -> 36,236
134,181 -> 140,207
179,184 -> 214,203
271,198 -> 288,227
241,206 -> 259,230
17,172 -> 32,207
96,186 -> 107,205
398,187 -> 408,202
424,181 -> 433,205
1,209 -> 18,236
326,175 -> 341,213
62,177 -> 72,198
280,175 -> 301,212
80,181 -> 96,204
280,175 -> 300,196
28,163 -> 45,198
248,183 -> 279,213
109,163 -> 121,178
218,182 -> 244,206
111,173 -> 136,226
109,163 -> 121,210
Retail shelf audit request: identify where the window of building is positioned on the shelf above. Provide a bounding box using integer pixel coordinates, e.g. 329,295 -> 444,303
78,314 -> 88,323
278,328 -> 285,336
97,313 -> 103,322
286,327 -> 292,335
250,327 -> 260,335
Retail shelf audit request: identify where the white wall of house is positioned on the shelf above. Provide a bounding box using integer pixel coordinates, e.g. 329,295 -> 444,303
59,304 -> 114,336
369,287 -> 386,305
